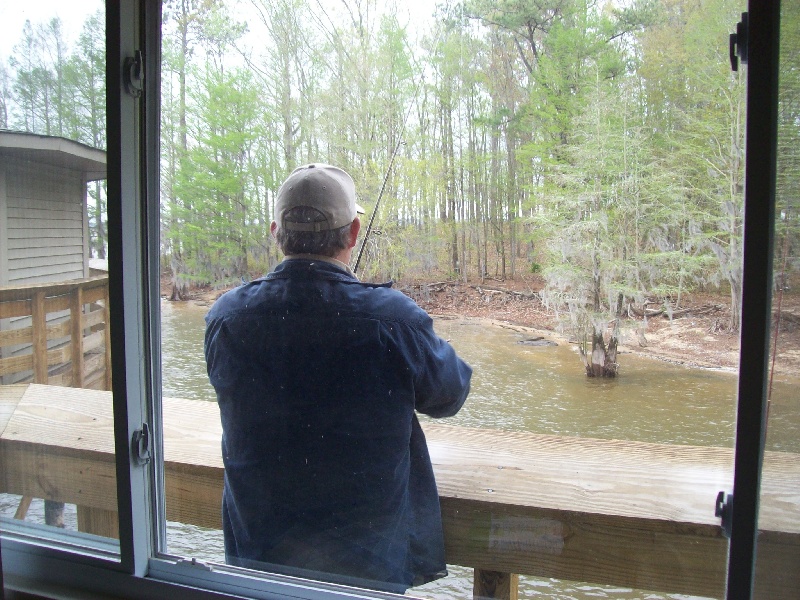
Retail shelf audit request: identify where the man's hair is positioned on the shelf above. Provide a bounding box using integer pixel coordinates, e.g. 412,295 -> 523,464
275,206 -> 353,257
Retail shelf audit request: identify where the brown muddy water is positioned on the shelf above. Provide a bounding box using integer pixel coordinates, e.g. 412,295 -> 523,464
157,300 -> 800,599
160,301 -> 798,452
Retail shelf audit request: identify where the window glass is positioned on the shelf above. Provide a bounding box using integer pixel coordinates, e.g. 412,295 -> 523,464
755,1 -> 800,594
157,1 -> 769,598
0,0 -> 119,547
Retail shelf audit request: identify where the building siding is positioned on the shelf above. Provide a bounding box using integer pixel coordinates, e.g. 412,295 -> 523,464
0,169 -> 7,287
4,159 -> 87,285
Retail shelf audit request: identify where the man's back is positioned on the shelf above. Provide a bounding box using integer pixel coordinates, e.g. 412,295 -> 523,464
205,258 -> 471,592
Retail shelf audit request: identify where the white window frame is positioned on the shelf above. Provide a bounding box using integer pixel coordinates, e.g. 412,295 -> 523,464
0,1 -> 783,599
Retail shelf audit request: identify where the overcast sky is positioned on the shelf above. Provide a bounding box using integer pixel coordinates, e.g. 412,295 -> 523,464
0,1 -> 103,61
0,0 -> 438,64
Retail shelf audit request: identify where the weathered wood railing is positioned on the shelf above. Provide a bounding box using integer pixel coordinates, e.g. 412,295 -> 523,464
0,276 -> 111,390
1,384 -> 798,599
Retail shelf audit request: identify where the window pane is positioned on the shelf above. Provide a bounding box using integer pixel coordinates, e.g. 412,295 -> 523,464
755,2 -> 800,595
0,1 -> 119,547
157,1 -> 759,598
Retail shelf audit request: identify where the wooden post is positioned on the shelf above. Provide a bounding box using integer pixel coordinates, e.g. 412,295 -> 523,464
70,286 -> 85,388
31,290 -> 48,384
13,496 -> 32,520
102,285 -> 111,391
77,506 -> 119,539
71,284 -> 113,535
44,499 -> 66,528
473,569 -> 519,600
32,290 -> 66,527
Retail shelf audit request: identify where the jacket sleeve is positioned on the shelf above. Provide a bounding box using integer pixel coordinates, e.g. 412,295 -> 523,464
409,315 -> 472,418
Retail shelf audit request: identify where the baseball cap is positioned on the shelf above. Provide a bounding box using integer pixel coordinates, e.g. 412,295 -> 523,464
276,163 -> 365,232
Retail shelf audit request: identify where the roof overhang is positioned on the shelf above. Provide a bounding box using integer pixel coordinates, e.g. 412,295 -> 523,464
0,130 -> 107,181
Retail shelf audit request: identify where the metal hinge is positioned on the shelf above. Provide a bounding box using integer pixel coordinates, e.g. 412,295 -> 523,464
715,490 -> 733,538
176,557 -> 213,572
132,423 -> 151,466
729,12 -> 749,72
123,50 -> 144,97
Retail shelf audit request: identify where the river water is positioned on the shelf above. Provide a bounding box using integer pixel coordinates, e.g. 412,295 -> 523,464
155,300 -> 799,599
161,300 -> 799,451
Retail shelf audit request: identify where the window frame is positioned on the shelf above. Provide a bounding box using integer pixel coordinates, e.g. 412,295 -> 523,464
106,0 -> 156,577
726,1 -> 782,598
0,1 -> 786,599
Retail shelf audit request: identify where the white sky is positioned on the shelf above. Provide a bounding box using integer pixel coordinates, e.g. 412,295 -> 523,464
0,0 -> 103,62
0,0 -> 439,63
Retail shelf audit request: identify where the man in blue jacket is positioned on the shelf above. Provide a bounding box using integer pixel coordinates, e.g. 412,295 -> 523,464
205,163 -> 472,593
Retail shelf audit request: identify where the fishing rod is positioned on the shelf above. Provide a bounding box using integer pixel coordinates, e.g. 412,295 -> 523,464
353,137 -> 405,274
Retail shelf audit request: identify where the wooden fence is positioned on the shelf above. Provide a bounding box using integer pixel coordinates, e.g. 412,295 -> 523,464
1,384 -> 798,599
0,276 -> 111,390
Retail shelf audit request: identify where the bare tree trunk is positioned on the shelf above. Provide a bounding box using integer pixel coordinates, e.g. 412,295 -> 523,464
578,320 -> 620,378
93,180 -> 105,259
505,125 -> 517,279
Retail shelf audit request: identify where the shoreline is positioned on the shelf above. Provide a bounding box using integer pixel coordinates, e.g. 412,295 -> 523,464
432,313 -> 741,375
163,275 -> 800,380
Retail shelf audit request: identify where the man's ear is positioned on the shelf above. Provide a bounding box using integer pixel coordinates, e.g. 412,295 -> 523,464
349,218 -> 361,248
270,221 -> 278,237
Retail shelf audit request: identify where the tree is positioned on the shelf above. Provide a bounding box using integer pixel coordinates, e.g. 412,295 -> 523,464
251,0 -> 314,169
69,11 -> 108,257
774,1 -> 800,297
0,0 -> 754,335
640,0 -> 747,330
161,0 -> 228,298
172,64 -> 263,283
0,62 -> 11,128
10,20 -> 49,133
518,2 -> 642,377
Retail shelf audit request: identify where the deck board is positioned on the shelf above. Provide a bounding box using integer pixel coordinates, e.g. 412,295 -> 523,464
0,384 -> 26,436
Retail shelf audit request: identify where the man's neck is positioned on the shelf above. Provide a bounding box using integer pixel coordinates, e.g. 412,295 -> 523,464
284,253 -> 356,277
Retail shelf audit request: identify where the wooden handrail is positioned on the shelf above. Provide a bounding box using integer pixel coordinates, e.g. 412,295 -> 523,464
0,384 -> 798,599
0,276 -> 110,390
0,275 -> 109,304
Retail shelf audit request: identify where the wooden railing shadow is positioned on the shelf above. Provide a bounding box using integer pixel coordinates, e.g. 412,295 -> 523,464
0,384 -> 798,600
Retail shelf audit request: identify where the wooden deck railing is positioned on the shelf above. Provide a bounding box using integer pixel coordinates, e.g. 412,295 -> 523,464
0,276 -> 111,390
1,384 -> 798,599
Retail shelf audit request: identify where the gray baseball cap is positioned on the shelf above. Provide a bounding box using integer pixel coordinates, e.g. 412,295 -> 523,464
276,163 -> 364,231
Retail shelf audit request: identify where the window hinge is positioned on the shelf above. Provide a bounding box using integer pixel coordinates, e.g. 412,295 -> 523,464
715,490 -> 733,538
132,423 -> 151,466
123,50 -> 144,97
175,557 -> 213,572
729,12 -> 748,72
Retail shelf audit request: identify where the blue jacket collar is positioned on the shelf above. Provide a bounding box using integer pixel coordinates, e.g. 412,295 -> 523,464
264,258 -> 394,288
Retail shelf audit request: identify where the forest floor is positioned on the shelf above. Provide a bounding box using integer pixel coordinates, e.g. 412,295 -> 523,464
166,273 -> 800,380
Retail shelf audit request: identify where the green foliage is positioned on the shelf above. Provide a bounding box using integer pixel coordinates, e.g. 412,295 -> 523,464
170,64 -> 265,284
1,0 -> 772,331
